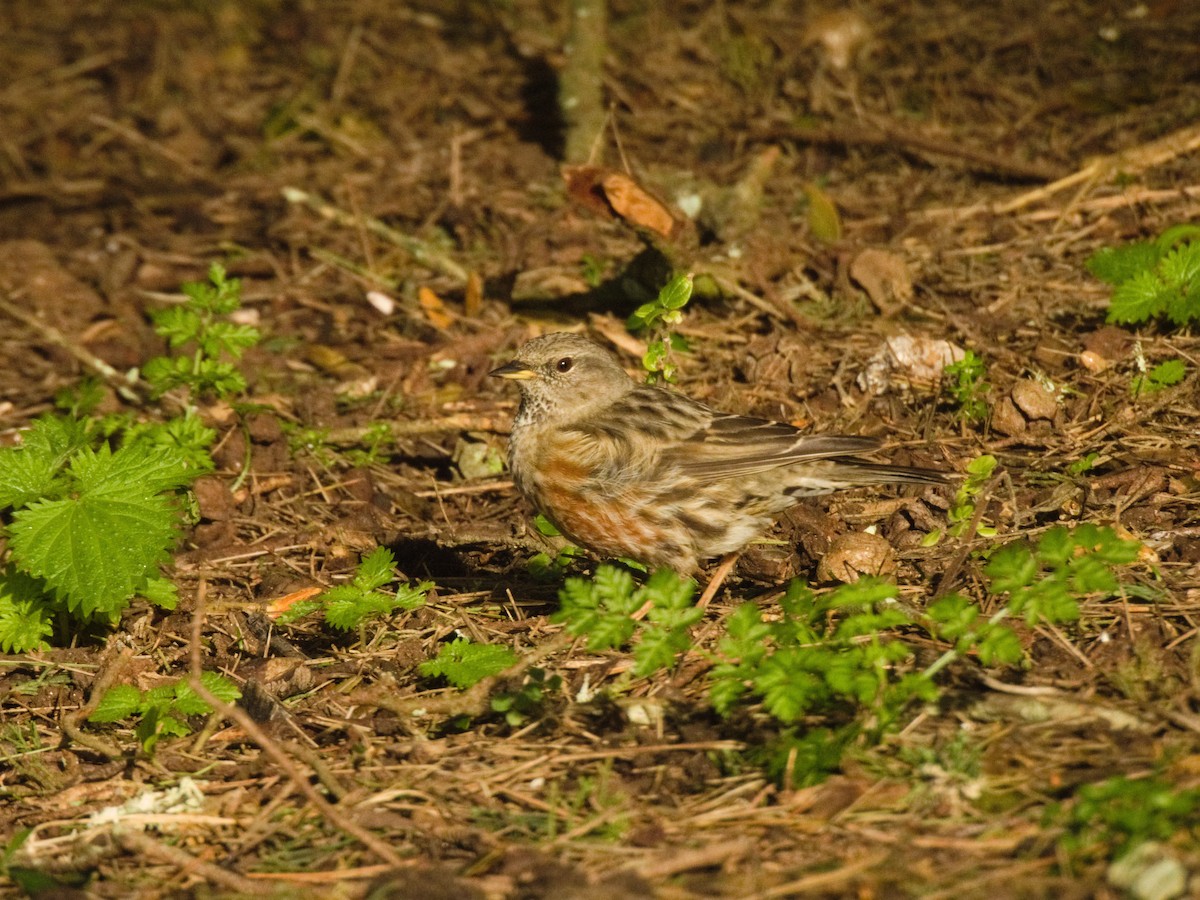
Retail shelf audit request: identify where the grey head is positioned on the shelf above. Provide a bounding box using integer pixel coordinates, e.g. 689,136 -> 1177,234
489,332 -> 636,428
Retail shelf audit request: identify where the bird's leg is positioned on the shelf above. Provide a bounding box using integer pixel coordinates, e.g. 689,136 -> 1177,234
697,552 -> 740,609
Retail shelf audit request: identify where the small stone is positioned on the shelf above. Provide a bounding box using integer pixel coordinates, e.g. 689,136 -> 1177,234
193,475 -> 235,521
990,396 -> 1026,436
817,532 -> 896,583
1011,378 -> 1058,421
1079,349 -> 1111,373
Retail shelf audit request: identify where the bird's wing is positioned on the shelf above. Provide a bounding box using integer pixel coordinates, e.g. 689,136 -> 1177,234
666,411 -> 884,480
580,383 -> 884,481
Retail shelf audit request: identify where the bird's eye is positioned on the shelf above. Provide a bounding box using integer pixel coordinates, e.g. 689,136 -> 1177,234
556,357 -> 574,373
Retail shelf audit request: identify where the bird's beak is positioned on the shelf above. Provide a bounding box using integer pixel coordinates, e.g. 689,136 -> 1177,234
489,360 -> 537,380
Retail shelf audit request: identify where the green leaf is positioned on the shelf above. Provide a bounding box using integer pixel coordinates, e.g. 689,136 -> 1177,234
0,568 -> 54,653
418,638 -> 517,689
533,514 -> 562,537
9,489 -> 179,617
1086,241 -> 1161,286
151,305 -> 202,348
1157,242 -> 1200,322
1108,268 -> 1167,324
172,671 -> 241,716
353,547 -> 396,591
140,576 -> 179,610
1147,358 -> 1186,388
324,586 -> 389,630
976,626 -> 1024,666
88,684 -> 143,723
0,415 -> 92,509
0,444 -> 65,510
658,273 -> 694,310
71,443 -> 195,498
802,182 -> 842,243
755,651 -> 826,724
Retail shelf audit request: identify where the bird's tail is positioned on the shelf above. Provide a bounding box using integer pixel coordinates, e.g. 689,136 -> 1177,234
784,458 -> 949,497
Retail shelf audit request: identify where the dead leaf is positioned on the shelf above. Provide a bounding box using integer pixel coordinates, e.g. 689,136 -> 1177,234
418,285 -> 455,329
850,248 -> 913,315
266,586 -> 322,618
464,271 -> 484,317
563,164 -> 677,237
602,172 -> 677,237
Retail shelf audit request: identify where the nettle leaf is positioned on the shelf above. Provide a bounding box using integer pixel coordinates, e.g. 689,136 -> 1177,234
0,447 -> 64,511
174,671 -> 241,715
9,490 -> 179,617
72,443 -> 194,497
1108,268 -> 1167,324
140,576 -> 179,610
89,684 -> 143,723
320,585 -> 376,630
0,415 -> 93,509
1148,359 -> 1187,387
1158,245 -> 1200,324
0,568 -> 54,653
1086,241 -> 1161,286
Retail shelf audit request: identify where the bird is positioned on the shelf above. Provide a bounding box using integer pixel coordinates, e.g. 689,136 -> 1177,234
490,332 -> 947,579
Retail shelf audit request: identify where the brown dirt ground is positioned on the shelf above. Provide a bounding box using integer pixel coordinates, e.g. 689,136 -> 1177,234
2,1 -> 1199,897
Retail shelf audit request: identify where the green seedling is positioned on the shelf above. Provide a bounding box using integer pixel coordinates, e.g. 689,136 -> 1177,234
1087,224 -> 1200,326
419,637 -> 518,689
277,547 -> 429,633
88,671 -> 242,754
142,263 -> 261,400
627,273 -> 693,383
943,350 -> 989,422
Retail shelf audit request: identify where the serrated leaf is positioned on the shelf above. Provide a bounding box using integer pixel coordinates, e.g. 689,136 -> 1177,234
155,715 -> 191,739
0,416 -> 94,509
583,613 -> 637,651
198,321 -> 260,359
89,684 -> 143,723
0,577 -> 53,652
756,653 -> 825,724
1108,268 -> 1168,324
418,638 -> 517,689
1086,241 -> 1161,286
632,625 -> 691,677
977,626 -> 1024,666
0,447 -> 66,510
354,547 -> 396,591
9,490 -> 179,617
152,305 -> 201,347
140,576 -> 178,610
1147,358 -> 1186,387
172,671 -> 240,716
70,443 -> 195,498
324,589 -> 390,630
